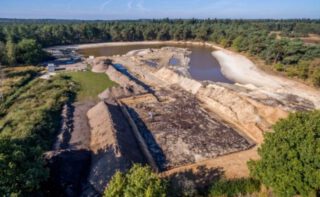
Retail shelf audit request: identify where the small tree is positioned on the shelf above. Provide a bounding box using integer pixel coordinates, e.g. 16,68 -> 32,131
16,39 -> 44,65
231,36 -> 244,52
104,164 -> 167,197
248,111 -> 320,197
5,39 -> 17,66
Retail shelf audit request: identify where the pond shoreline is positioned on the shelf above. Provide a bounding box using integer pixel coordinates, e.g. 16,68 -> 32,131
47,40 -> 320,108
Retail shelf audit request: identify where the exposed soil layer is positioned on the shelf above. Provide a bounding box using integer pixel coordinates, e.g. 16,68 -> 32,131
122,87 -> 252,170
53,101 -> 96,150
87,100 -> 146,193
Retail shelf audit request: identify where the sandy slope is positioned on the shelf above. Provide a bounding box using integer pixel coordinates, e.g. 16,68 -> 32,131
212,49 -> 320,109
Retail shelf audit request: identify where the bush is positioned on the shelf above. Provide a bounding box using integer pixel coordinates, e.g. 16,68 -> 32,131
209,178 -> 260,197
104,164 -> 167,197
310,68 -> 320,87
309,59 -> 320,87
248,111 -> 320,197
274,63 -> 285,72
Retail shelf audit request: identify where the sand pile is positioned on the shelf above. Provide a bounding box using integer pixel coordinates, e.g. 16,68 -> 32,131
87,102 -> 116,153
86,101 -> 146,193
105,65 -> 147,94
155,67 -> 202,94
92,57 -> 110,73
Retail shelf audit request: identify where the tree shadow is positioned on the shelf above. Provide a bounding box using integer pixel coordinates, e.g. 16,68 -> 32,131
167,165 -> 224,197
126,105 -> 167,171
42,149 -> 93,197
112,63 -> 154,93
106,101 -> 147,164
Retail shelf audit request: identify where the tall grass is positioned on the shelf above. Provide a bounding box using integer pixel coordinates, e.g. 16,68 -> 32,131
209,178 -> 261,197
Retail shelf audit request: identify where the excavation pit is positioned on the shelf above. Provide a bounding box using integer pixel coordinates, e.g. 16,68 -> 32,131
120,87 -> 253,171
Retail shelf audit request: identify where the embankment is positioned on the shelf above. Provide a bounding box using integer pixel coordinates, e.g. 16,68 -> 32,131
212,49 -> 320,109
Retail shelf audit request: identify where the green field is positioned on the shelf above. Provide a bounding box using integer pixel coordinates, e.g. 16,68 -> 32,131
64,71 -> 116,101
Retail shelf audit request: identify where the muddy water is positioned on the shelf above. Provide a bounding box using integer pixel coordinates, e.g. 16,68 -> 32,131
79,43 -> 233,83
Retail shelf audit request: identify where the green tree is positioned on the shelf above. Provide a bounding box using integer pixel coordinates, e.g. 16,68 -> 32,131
0,41 -> 5,64
104,164 -> 167,197
104,171 -> 126,197
231,36 -> 244,52
248,111 -> 320,197
16,39 -> 44,65
5,39 -> 17,66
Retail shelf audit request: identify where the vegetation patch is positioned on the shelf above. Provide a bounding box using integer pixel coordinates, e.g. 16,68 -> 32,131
63,71 -> 116,101
209,178 -> 261,197
0,68 -> 76,195
104,164 -> 167,197
249,110 -> 320,197
0,66 -> 42,116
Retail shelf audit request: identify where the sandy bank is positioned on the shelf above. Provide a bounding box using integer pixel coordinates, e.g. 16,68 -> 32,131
46,40 -> 218,50
212,50 -> 320,108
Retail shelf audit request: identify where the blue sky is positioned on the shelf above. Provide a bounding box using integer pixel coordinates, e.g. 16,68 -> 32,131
0,0 -> 319,20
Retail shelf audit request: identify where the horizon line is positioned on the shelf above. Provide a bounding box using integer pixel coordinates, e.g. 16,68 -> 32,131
1,17 -> 320,21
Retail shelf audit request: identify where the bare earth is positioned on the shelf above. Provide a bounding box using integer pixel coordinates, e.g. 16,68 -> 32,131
212,49 -> 320,108
161,146 -> 259,179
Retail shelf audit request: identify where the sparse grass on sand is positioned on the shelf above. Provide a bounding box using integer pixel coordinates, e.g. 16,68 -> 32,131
64,71 -> 116,101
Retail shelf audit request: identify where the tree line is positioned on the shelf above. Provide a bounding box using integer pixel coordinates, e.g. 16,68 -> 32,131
0,19 -> 319,85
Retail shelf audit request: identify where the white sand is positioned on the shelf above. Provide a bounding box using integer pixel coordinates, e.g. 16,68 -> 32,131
212,49 -> 320,108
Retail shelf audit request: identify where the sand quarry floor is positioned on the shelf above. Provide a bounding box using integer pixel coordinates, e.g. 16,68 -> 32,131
122,87 -> 253,171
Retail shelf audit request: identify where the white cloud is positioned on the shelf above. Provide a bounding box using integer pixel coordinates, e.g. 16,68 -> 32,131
100,0 -> 113,11
127,0 -> 133,9
137,0 -> 146,11
126,0 -> 148,12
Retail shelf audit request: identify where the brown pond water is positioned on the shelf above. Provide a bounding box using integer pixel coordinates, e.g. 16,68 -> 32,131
79,43 -> 233,83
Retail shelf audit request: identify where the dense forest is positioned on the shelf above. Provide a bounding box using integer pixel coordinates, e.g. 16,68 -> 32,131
0,19 -> 319,85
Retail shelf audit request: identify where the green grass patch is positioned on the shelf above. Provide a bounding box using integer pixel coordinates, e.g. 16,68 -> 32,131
63,71 -> 116,101
209,178 -> 261,197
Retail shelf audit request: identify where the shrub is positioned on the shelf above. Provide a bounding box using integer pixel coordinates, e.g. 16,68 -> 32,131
309,59 -> 320,87
310,68 -> 320,87
248,111 -> 320,197
209,178 -> 260,197
104,164 -> 167,197
274,63 -> 285,71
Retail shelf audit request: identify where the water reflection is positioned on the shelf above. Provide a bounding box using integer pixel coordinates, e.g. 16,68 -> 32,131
79,43 -> 233,83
